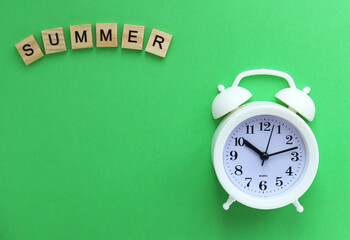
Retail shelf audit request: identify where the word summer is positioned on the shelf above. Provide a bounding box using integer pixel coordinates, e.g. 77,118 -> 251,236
15,24 -> 173,65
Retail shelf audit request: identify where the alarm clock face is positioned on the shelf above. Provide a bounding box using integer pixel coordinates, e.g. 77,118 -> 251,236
223,115 -> 306,198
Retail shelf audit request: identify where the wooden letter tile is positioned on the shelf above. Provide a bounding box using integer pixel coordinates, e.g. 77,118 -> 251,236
70,24 -> 93,49
145,29 -> 173,58
96,23 -> 118,48
15,35 -> 44,65
41,27 -> 67,54
121,24 -> 145,50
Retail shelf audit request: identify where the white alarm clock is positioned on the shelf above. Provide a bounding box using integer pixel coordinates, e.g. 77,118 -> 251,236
211,69 -> 318,212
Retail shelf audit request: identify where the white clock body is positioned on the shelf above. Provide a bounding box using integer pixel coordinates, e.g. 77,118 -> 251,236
212,101 -> 318,211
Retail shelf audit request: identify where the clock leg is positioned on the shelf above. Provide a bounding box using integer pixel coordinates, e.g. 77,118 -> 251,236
293,200 -> 304,213
223,195 -> 236,210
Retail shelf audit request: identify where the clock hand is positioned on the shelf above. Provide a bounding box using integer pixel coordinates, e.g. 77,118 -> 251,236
243,139 -> 264,157
261,125 -> 275,166
268,146 -> 298,157
265,125 -> 274,153
243,139 -> 269,167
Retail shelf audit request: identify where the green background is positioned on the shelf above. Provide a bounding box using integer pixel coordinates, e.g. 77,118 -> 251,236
1,0 -> 349,239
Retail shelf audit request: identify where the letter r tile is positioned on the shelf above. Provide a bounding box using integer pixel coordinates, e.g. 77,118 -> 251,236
41,27 -> 67,54
146,29 -> 173,58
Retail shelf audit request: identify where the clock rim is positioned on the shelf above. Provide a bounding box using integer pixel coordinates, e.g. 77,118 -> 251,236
212,101 -> 319,210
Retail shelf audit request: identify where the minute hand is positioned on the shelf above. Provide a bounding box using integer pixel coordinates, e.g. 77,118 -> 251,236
268,146 -> 298,157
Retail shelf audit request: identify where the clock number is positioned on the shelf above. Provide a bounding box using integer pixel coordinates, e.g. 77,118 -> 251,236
234,137 -> 244,146
245,177 -> 252,187
234,165 -> 243,175
286,135 -> 293,144
285,166 -> 293,176
259,122 -> 271,131
291,152 -> 299,162
275,177 -> 283,187
277,125 -> 281,134
259,181 -> 267,191
229,150 -> 238,160
245,125 -> 254,134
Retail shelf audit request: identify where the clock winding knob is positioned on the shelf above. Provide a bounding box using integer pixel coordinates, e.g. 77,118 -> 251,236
303,86 -> 311,94
218,84 -> 225,92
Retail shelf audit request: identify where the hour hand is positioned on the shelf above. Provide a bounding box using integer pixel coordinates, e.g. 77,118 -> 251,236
243,139 -> 264,157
